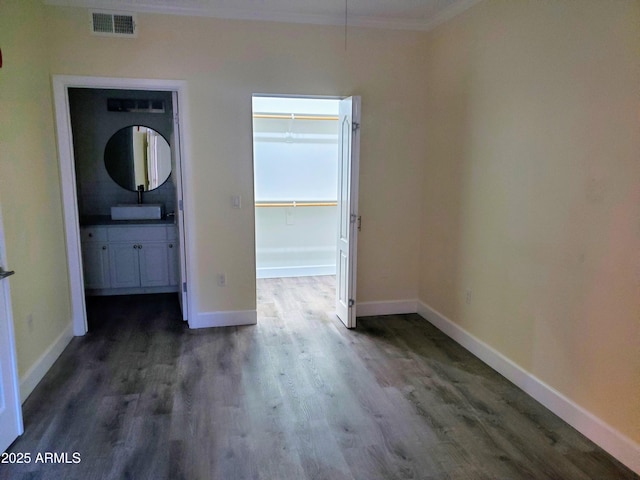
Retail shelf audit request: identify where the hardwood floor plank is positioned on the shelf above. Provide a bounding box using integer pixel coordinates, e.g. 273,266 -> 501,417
2,277 -> 637,480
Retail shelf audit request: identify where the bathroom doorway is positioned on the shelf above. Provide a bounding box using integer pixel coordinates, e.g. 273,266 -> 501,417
53,76 -> 192,335
252,95 -> 360,328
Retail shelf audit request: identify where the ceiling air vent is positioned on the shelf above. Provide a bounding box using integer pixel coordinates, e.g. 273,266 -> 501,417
90,11 -> 137,37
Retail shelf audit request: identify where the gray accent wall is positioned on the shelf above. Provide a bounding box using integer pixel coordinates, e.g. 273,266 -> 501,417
69,88 -> 176,218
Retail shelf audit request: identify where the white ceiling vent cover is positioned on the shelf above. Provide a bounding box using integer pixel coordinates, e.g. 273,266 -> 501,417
90,11 -> 137,37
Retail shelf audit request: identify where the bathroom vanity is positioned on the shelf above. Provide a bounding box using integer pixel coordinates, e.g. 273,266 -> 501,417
80,219 -> 179,295
68,109 -> 182,297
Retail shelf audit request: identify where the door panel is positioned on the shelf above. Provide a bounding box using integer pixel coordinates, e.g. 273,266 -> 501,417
335,96 -> 361,328
81,243 -> 110,289
109,243 -> 140,288
171,92 -> 188,321
138,243 -> 170,287
0,206 -> 23,452
338,251 -> 348,310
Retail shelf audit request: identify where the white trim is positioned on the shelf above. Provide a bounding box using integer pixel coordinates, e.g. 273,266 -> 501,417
0,204 -> 24,445
19,323 -> 74,403
171,90 -> 191,322
417,301 -> 640,475
45,0 -> 481,32
53,77 -> 87,336
189,309 -> 257,329
257,265 -> 335,279
356,299 -> 417,317
52,75 -> 196,335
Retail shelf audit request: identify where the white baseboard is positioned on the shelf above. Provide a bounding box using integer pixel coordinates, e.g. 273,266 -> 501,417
257,265 -> 336,279
356,299 -> 418,317
20,322 -> 74,403
189,309 -> 257,329
417,301 -> 640,475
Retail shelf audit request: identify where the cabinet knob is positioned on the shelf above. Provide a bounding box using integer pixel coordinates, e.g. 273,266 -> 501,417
88,233 -> 93,238
169,244 -> 173,248
102,246 -> 107,250
138,244 -> 143,249
133,245 -> 138,249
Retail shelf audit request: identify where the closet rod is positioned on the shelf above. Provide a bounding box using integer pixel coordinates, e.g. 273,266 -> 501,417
255,201 -> 338,208
253,113 -> 339,121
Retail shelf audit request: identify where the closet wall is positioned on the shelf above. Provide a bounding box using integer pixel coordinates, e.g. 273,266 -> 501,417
253,97 -> 339,278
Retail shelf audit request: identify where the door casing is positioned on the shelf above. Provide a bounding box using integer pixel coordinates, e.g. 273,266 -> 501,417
251,94 -> 360,326
52,75 -> 195,334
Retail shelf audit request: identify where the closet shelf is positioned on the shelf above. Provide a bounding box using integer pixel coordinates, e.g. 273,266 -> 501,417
255,201 -> 338,208
253,113 -> 339,121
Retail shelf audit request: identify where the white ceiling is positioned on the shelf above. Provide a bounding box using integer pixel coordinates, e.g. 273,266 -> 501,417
44,0 -> 482,31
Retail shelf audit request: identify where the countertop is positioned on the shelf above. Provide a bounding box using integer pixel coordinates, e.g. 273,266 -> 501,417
80,215 -> 176,226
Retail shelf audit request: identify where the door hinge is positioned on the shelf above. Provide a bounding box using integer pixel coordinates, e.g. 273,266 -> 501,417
348,299 -> 355,308
182,282 -> 187,293
174,113 -> 180,126
179,199 -> 183,211
352,122 -> 360,132
350,214 -> 361,230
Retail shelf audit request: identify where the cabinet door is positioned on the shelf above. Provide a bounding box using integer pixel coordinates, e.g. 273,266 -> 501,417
81,243 -> 110,289
167,241 -> 179,286
109,243 -> 140,288
138,242 -> 170,287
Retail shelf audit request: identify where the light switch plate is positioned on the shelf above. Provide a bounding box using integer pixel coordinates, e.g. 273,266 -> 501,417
285,208 -> 294,225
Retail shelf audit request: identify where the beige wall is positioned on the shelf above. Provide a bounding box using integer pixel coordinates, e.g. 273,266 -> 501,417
1,0 -> 427,381
0,0 -> 73,377
2,0 -> 637,461
45,7 -> 427,315
421,0 -> 640,443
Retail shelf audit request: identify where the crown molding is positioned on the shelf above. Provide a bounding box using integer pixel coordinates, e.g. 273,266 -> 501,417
44,0 -> 482,32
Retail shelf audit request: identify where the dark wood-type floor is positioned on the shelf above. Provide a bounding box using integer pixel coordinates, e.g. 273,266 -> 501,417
2,276 -> 637,479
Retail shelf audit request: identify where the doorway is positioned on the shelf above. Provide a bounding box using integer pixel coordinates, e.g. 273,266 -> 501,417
252,95 -> 360,328
53,76 -> 192,335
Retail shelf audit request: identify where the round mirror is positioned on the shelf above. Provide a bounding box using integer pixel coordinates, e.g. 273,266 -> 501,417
104,126 -> 171,192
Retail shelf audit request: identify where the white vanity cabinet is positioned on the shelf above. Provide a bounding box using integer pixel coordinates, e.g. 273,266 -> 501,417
80,227 -> 110,290
167,227 -> 180,286
80,224 -> 179,295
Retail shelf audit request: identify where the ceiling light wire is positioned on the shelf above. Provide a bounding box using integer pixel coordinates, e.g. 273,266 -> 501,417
344,0 -> 348,50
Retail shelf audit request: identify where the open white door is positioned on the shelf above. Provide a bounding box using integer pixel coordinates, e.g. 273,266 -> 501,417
336,96 -> 361,329
171,92 -> 188,321
0,204 -> 23,452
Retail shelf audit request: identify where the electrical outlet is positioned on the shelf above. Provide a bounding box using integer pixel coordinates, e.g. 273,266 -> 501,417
465,289 -> 472,305
217,273 -> 227,287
